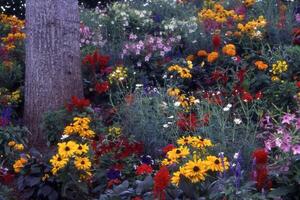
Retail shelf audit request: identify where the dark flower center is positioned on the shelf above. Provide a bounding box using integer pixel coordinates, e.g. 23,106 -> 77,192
81,161 -> 85,165
65,146 -> 70,151
78,146 -> 82,150
193,166 -> 200,172
58,157 -> 62,161
176,150 -> 181,154
214,159 -> 220,165
184,139 -> 188,143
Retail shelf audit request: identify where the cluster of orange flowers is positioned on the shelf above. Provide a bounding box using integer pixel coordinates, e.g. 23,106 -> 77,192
198,3 -> 244,23
0,14 -> 26,51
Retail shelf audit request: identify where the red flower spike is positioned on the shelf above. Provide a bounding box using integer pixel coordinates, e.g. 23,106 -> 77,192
153,166 -> 170,200
177,113 -> 198,131
236,69 -> 247,83
212,34 -> 222,49
252,148 -> 268,165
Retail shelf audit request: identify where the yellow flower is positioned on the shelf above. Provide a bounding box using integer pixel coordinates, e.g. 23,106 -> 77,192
50,154 -> 69,169
74,157 -> 92,171
167,87 -> 181,97
171,167 -> 187,186
13,144 -> 24,151
58,141 -> 78,158
161,158 -> 177,166
167,146 -> 190,160
75,143 -> 89,155
190,136 -> 213,149
205,155 -> 229,172
108,65 -> 128,83
207,52 -> 219,63
13,157 -> 27,173
108,126 -> 122,137
254,60 -> 268,70
64,125 -> 75,135
271,60 -> 288,75
79,129 -> 95,138
177,136 -> 193,146
183,159 -> 207,183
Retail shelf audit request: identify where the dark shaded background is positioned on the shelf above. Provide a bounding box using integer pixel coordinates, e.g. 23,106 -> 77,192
0,0 -> 116,19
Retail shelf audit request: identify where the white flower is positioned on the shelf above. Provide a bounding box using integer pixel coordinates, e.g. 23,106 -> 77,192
168,116 -> 174,119
174,102 -> 181,107
233,152 -> 239,159
61,134 -> 69,140
163,124 -> 169,128
234,118 -> 242,125
223,107 -> 230,111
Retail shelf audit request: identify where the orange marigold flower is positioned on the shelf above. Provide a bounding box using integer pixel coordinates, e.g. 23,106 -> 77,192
186,54 -> 195,61
222,44 -> 236,56
207,52 -> 219,63
197,50 -> 208,57
254,61 -> 268,70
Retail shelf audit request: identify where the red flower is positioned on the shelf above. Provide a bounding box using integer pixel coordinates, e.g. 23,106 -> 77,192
162,144 -> 175,154
153,166 -> 170,200
212,34 -> 222,49
242,91 -> 253,102
296,81 -> 300,88
95,81 -> 110,94
252,148 -> 268,165
176,113 -> 198,131
255,91 -> 263,100
136,164 -> 153,175
236,69 -> 247,83
82,51 -> 110,70
66,96 -> 90,112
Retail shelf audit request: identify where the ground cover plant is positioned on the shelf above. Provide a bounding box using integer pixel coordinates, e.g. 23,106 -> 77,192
1,0 -> 300,199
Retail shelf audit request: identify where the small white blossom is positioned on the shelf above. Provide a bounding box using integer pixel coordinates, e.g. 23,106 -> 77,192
174,101 -> 181,107
234,118 -> 242,125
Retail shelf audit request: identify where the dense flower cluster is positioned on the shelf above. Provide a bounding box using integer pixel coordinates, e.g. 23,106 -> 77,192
237,16 -> 266,37
63,117 -> 95,139
0,14 -> 25,51
161,136 -> 229,185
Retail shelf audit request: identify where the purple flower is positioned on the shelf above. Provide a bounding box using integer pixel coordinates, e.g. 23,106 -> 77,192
129,33 -> 137,40
0,107 -> 12,127
295,118 -> 300,130
140,155 -> 154,165
292,144 -> 300,155
296,13 -> 300,23
281,113 -> 296,125
280,133 -> 292,152
106,168 -> 121,180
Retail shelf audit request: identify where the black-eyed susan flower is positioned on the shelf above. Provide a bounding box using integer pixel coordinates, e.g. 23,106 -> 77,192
177,136 -> 193,146
167,146 -> 190,160
74,157 -> 92,171
183,159 -> 207,183
58,141 -> 78,158
50,154 -> 69,169
75,143 -> 89,155
205,155 -> 229,172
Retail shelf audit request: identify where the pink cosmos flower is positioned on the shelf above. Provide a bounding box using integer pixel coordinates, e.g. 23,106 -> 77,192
281,113 -> 296,124
292,144 -> 300,155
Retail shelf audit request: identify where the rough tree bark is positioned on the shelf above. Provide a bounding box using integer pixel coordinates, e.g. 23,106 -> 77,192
25,0 -> 83,145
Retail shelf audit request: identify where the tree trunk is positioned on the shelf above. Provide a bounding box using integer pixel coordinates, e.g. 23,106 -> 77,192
25,0 -> 83,145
